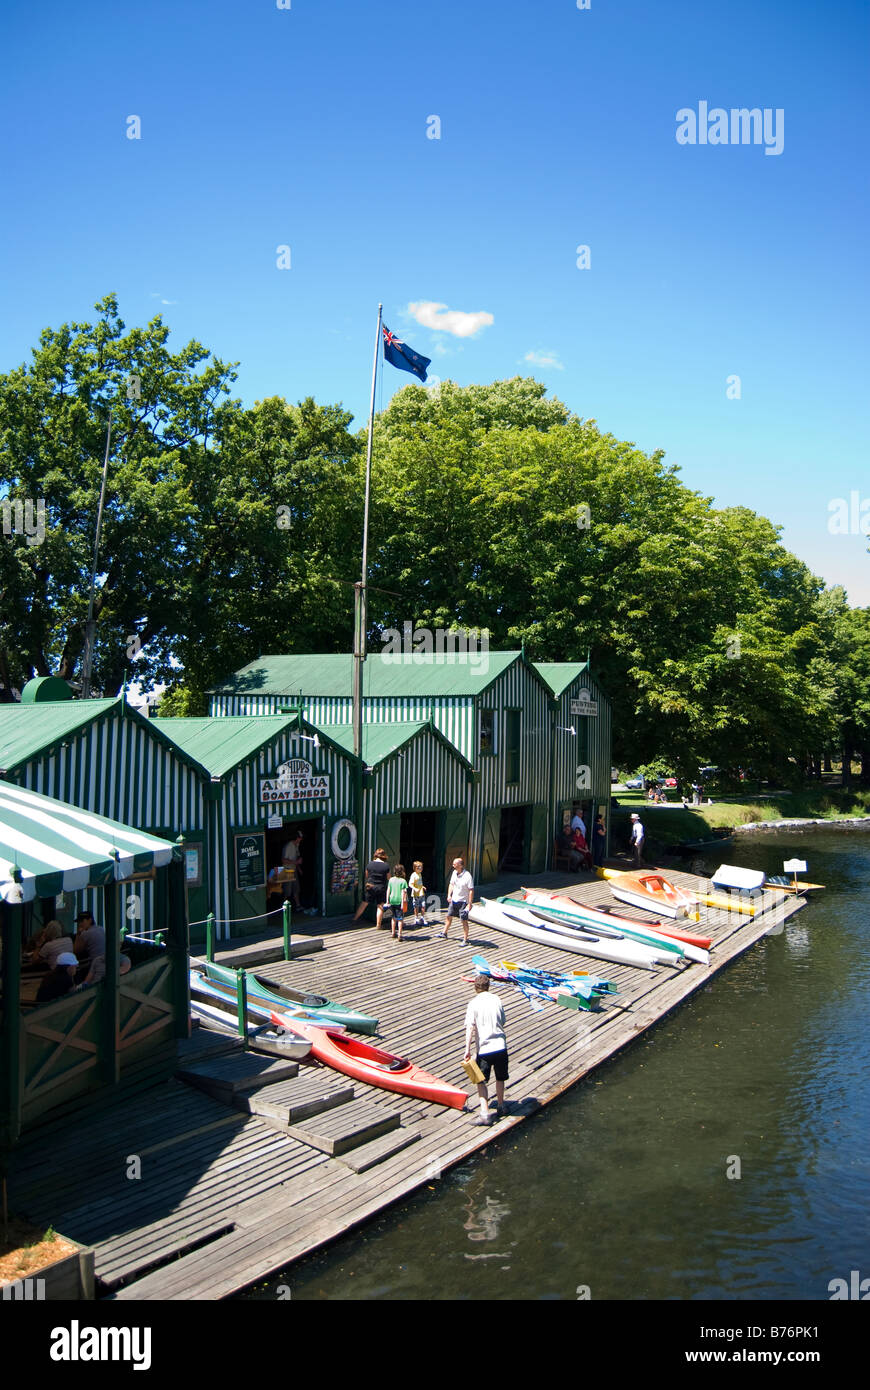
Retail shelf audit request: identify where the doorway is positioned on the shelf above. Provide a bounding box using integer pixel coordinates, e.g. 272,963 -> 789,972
399,810 -> 438,892
498,805 -> 528,873
265,817 -> 322,914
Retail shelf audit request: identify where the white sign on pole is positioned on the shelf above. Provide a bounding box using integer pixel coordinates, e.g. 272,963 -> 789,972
783,859 -> 807,874
570,690 -> 598,717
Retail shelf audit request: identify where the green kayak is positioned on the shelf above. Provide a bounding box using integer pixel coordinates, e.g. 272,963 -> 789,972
204,960 -> 379,1035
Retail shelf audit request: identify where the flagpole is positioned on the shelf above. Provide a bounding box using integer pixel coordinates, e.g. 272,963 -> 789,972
353,304 -> 382,890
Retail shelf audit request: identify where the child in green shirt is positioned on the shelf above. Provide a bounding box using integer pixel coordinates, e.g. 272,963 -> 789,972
386,864 -> 409,941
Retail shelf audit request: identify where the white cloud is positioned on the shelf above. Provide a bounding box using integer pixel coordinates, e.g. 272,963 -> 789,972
523,350 -> 564,370
150,293 -> 178,305
408,301 -> 494,338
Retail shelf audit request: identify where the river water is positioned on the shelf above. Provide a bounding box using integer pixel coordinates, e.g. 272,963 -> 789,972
243,830 -> 870,1301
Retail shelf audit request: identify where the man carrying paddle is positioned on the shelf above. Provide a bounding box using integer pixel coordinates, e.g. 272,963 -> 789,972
464,976 -> 509,1126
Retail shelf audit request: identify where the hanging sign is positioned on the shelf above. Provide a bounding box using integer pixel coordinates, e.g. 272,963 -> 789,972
570,690 -> 598,717
260,758 -> 330,804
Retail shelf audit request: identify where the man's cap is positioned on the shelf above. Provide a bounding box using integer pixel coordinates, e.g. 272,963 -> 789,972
630,813 -> 640,820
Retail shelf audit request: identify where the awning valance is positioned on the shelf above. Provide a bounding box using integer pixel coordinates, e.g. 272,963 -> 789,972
0,782 -> 179,903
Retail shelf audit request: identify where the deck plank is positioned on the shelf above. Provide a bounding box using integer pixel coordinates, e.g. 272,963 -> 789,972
10,866 -> 804,1300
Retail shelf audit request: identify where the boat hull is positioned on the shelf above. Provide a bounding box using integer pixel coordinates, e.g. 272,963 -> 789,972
189,973 -> 312,1059
469,899 -> 670,970
516,889 -> 712,956
205,959 -> 378,1034
281,1017 -> 468,1109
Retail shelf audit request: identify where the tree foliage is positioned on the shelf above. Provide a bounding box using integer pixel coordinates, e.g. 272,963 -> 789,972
1,309 -> 866,783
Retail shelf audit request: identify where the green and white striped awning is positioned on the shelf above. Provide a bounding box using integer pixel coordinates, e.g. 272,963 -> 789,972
0,782 -> 179,903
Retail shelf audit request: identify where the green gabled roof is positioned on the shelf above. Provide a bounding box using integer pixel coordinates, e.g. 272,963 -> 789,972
533,662 -> 590,698
311,718 -> 472,772
209,651 -> 524,700
152,714 -> 310,779
0,698 -> 207,781
0,699 -> 120,773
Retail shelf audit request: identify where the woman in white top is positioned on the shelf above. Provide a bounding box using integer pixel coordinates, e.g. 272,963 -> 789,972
33,921 -> 75,967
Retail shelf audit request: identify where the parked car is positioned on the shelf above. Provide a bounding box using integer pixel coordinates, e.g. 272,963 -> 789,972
611,767 -> 619,783
625,774 -> 646,790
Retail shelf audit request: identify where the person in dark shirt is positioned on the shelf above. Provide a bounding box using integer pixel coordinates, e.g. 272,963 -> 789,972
35,953 -> 79,1003
352,848 -> 390,926
592,813 -> 607,867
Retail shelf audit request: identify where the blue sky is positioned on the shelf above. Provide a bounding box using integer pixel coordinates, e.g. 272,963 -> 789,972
2,0 -> 868,601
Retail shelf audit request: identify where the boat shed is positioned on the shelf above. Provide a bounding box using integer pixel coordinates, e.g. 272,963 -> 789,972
152,712 -> 358,934
0,784 -> 187,1159
317,718 -> 474,896
208,651 -> 613,883
535,661 -> 613,853
0,695 -> 205,937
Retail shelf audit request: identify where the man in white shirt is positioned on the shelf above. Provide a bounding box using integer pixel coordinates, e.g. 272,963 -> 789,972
439,857 -> 474,945
630,813 -> 645,867
570,805 -> 587,840
464,976 -> 509,1125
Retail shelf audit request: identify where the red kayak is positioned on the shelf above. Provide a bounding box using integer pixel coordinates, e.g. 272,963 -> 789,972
520,887 -> 713,951
274,1013 -> 468,1110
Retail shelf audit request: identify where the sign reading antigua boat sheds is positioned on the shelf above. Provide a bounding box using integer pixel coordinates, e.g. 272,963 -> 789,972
260,759 -> 330,804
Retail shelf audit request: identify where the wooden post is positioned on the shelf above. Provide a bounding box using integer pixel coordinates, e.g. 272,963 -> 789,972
236,969 -> 248,1042
102,880 -> 121,1086
167,856 -> 190,1039
0,901 -> 22,1158
283,899 -> 292,961
206,911 -> 216,963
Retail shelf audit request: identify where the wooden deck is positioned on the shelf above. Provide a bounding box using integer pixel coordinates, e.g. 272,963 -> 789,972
6,868 -> 804,1300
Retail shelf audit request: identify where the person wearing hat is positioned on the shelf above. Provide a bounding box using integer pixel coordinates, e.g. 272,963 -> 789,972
74,911 -> 106,964
36,953 -> 80,1003
630,813 -> 645,867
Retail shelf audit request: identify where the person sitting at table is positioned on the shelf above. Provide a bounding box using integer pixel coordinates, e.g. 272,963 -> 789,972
32,920 -> 76,969
74,911 -> 106,964
571,825 -> 593,870
78,953 -> 132,988
35,953 -> 80,1003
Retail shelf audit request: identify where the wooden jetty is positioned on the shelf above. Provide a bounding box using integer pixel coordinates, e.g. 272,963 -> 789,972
6,867 -> 805,1300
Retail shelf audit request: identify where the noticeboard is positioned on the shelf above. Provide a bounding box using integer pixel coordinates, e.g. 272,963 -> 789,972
235,833 -> 266,892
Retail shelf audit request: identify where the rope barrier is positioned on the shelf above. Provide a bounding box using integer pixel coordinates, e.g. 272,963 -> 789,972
187,906 -> 289,929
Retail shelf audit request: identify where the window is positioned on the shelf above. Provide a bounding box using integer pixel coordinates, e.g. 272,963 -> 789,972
505,709 -> 521,784
480,709 -> 495,756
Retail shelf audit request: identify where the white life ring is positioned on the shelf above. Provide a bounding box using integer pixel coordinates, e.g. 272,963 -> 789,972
330,818 -> 357,860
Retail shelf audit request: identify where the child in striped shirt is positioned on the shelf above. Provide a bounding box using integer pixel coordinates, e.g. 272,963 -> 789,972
408,862 -> 426,927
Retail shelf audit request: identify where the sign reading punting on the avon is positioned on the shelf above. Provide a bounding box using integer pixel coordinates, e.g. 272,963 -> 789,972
570,690 -> 598,717
260,759 -> 330,804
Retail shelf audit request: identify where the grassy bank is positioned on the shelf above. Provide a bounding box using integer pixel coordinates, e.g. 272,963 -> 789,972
609,786 -> 870,852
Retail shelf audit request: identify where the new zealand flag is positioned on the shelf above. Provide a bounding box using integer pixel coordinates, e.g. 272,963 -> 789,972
382,326 -> 431,382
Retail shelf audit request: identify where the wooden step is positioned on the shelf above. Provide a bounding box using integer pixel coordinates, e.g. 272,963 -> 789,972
289,1100 -> 401,1156
234,1073 -> 354,1125
177,1053 -> 300,1100
336,1127 -> 421,1173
